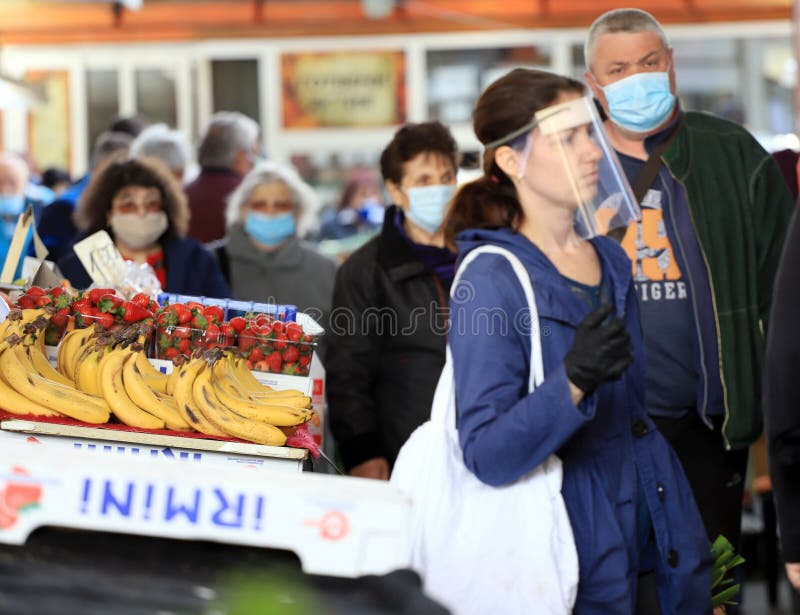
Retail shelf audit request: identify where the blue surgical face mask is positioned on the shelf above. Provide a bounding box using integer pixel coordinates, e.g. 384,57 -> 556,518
601,70 -> 675,134
244,211 -> 296,247
406,184 -> 457,233
0,195 -> 25,240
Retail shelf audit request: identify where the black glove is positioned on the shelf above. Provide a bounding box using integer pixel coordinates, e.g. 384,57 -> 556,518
564,303 -> 633,395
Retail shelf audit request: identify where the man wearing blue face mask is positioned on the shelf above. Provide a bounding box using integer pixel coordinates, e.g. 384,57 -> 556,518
584,8 -> 793,555
327,121 -> 459,480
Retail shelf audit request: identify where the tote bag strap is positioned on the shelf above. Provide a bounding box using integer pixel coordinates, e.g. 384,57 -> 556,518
451,246 -> 544,392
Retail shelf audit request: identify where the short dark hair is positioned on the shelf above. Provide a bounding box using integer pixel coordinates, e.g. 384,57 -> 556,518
74,156 -> 189,241
379,121 -> 459,186
108,114 -> 149,138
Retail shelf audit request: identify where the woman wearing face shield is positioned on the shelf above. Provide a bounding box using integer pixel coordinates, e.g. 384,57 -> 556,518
57,156 -> 230,298
443,68 -> 711,613
217,160 -> 336,328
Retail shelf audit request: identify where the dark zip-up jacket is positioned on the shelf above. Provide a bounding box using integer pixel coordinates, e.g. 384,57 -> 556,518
659,111 -> 793,449
327,206 -> 451,471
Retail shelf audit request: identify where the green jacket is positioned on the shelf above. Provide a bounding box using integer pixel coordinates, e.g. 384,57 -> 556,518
663,111 -> 793,449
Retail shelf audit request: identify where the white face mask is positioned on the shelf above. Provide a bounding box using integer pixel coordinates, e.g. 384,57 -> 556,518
110,211 -> 169,249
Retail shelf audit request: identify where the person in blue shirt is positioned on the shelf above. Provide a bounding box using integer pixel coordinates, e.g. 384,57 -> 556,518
443,68 -> 711,613
0,152 -> 46,278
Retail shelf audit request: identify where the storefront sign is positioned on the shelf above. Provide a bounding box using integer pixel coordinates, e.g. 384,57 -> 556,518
282,50 -> 405,128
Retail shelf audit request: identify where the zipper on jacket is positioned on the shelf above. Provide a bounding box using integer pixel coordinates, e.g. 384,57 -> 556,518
664,164 -> 731,450
660,171 -> 711,425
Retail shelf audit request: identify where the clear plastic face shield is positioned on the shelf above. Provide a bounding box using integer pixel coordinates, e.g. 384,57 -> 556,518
491,96 -> 641,239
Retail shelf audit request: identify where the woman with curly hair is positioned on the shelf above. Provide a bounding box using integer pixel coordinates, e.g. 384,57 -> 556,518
57,156 -> 229,297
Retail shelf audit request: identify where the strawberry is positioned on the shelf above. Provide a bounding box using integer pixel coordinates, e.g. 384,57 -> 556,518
34,295 -> 53,307
49,286 -> 64,298
172,304 -> 192,324
178,338 -> 191,354
271,321 -> 285,335
25,286 -> 46,298
282,345 -> 299,364
204,305 -> 224,324
286,322 -> 303,342
50,307 -> 70,328
186,301 -> 205,314
165,347 -> 180,359
272,331 -> 288,350
248,347 -> 264,363
265,351 -> 283,372
299,355 -> 312,368
87,287 -> 116,305
281,361 -> 300,375
228,316 -> 247,333
95,311 -> 115,329
191,313 -> 208,330
98,294 -> 123,313
131,293 -> 151,310
118,301 -> 154,323
16,295 -> 35,309
238,330 -> 257,352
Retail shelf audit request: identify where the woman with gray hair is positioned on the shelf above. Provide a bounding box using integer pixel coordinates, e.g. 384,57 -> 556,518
219,160 -> 336,327
130,123 -> 192,182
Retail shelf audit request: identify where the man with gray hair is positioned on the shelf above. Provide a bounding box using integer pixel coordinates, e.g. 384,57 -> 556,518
130,123 -> 191,183
185,111 -> 261,244
584,7 -> 793,556
37,130 -> 133,262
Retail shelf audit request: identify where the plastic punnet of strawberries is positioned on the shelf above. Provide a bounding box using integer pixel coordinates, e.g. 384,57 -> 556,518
236,314 -> 316,377
153,302 -> 235,360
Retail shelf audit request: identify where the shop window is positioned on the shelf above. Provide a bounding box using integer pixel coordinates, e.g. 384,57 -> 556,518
86,69 -> 119,155
426,46 -> 552,125
211,59 -> 261,126
135,68 -> 177,127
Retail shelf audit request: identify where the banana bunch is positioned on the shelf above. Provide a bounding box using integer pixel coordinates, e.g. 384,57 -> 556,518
170,349 -> 314,446
0,309 -> 110,423
0,310 -> 313,448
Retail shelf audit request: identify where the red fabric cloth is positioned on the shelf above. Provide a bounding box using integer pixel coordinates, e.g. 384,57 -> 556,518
184,168 -> 242,244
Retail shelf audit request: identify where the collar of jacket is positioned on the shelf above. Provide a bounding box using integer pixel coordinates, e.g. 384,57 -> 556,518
225,224 -> 305,268
375,205 -> 433,283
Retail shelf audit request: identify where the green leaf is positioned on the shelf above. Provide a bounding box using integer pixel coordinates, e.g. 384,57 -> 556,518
713,583 -> 741,607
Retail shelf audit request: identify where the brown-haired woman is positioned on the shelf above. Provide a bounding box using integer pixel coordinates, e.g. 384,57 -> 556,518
441,68 -> 711,612
57,156 -> 229,297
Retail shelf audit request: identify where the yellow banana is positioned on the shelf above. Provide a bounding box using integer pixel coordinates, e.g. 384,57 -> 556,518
209,367 -> 312,427
121,353 -> 191,431
0,344 -> 110,423
214,357 -> 311,409
0,348 -> 64,417
230,355 -> 309,404
164,362 -> 183,396
58,325 -> 96,380
24,343 -> 75,388
73,345 -> 107,397
192,363 -> 287,446
98,348 -> 165,430
171,358 -> 227,436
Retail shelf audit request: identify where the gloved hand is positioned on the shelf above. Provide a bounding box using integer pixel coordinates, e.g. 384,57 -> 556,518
564,303 -> 633,395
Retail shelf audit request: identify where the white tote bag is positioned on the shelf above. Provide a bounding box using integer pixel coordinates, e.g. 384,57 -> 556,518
391,245 -> 579,615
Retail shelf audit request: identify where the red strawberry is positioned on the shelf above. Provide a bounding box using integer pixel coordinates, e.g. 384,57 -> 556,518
248,347 -> 264,363
50,307 -> 70,328
34,295 -> 53,307
119,301 -> 154,323
95,311 -> 115,329
204,305 -> 224,324
238,330 -> 257,352
281,361 -> 300,375
178,338 -> 191,354
286,322 -> 303,342
173,304 -> 192,324
265,351 -> 283,372
86,287 -> 116,305
25,286 -> 46,298
271,321 -> 285,335
97,294 -> 123,313
165,347 -> 180,359
282,345 -> 299,364
272,331 -> 288,350
131,293 -> 151,310
191,313 -> 208,329
186,301 -> 205,314
299,355 -> 312,368
228,316 -> 247,333
16,295 -> 35,309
